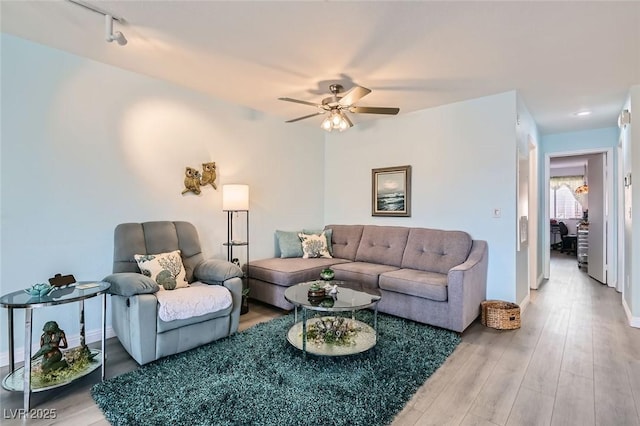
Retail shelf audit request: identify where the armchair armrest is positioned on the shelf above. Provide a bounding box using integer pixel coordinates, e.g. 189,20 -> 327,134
103,273 -> 159,296
194,258 -> 243,284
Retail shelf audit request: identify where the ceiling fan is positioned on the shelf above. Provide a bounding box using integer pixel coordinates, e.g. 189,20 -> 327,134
278,84 -> 400,132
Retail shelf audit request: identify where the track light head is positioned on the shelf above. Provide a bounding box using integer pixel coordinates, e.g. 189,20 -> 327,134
105,14 -> 127,46
110,31 -> 127,46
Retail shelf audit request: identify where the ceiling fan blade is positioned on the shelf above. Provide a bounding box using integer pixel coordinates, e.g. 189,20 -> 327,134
285,112 -> 324,123
349,106 -> 400,115
278,97 -> 321,107
338,86 -> 371,106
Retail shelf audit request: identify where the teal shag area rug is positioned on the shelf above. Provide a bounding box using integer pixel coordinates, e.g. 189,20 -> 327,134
91,312 -> 460,426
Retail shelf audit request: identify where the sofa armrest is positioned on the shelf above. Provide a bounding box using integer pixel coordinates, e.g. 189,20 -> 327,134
103,273 -> 159,296
194,258 -> 243,284
446,240 -> 488,332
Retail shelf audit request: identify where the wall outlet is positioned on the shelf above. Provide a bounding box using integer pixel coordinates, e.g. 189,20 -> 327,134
492,208 -> 501,218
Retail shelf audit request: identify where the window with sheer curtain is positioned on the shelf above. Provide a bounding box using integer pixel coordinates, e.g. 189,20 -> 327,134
550,176 -> 585,219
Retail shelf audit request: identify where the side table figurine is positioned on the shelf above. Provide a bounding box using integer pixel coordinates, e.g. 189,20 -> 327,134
32,321 -> 68,373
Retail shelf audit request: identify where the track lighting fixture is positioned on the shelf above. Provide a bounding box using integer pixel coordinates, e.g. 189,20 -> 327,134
105,14 -> 127,46
67,0 -> 127,46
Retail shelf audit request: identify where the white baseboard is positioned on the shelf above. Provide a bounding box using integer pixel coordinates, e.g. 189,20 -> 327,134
0,326 -> 115,368
622,297 -> 640,328
519,294 -> 531,314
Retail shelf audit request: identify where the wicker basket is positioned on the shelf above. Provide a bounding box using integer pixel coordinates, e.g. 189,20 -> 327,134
481,300 -> 521,330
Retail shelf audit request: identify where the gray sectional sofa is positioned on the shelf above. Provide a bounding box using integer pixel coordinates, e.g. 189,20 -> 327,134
248,224 -> 488,333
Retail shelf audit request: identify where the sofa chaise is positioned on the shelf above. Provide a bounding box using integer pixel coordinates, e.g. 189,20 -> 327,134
248,224 -> 488,333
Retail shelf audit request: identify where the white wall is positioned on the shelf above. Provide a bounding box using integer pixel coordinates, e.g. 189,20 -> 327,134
622,85 -> 640,323
516,94 -> 539,303
324,91 -> 519,302
0,35 -> 325,357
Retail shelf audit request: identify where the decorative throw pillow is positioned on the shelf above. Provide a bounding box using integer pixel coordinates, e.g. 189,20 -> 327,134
275,230 -> 304,258
134,250 -> 188,291
303,228 -> 333,255
298,232 -> 332,259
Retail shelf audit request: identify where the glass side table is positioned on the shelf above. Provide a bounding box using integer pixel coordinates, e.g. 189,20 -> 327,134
0,282 -> 110,411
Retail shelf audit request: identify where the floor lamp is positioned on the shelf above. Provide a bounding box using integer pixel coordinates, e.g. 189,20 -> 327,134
222,184 -> 249,272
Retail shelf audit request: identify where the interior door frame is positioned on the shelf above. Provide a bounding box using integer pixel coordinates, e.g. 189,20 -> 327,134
543,147 -> 615,283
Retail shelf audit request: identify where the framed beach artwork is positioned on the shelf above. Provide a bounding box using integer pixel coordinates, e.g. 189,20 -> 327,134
372,165 -> 411,217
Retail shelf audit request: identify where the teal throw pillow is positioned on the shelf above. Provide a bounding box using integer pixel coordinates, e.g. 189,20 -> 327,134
276,230 -> 304,258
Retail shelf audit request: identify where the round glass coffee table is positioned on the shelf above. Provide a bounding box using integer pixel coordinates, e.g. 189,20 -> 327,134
283,281 -> 381,356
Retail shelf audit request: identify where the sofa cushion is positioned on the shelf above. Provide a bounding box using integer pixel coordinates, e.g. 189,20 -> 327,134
379,269 -> 448,302
401,228 -> 472,274
155,282 -> 232,323
249,257 -> 351,286
354,225 -> 410,267
157,284 -> 233,333
325,225 -> 363,261
331,262 -> 399,288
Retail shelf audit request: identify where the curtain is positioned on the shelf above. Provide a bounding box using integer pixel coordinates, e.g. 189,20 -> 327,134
550,175 -> 587,208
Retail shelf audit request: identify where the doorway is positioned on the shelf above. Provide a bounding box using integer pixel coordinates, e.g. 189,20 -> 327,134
543,148 -> 615,286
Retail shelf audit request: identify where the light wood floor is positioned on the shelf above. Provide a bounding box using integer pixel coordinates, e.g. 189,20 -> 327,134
2,252 -> 639,425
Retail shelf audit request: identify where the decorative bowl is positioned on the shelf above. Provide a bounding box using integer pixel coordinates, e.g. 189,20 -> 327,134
307,288 -> 326,298
24,283 -> 55,297
320,268 -> 335,281
308,295 -> 325,306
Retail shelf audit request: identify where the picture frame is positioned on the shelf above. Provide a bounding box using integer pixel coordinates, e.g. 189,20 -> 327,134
372,165 -> 411,217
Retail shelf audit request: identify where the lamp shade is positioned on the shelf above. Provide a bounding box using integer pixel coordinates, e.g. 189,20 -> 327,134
222,184 -> 249,211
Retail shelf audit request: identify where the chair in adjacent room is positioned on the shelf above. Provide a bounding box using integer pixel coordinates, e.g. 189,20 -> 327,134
103,221 -> 244,365
558,221 -> 577,255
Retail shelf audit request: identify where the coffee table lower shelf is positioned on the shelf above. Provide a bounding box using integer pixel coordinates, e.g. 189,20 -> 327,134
287,317 -> 377,356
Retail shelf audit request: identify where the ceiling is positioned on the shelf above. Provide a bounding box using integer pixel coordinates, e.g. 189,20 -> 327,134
2,1 -> 639,135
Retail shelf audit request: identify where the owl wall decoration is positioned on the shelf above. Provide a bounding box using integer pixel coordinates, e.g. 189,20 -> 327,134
181,162 -> 218,195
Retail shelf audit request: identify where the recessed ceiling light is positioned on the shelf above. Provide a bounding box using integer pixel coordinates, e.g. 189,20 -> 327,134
573,110 -> 592,117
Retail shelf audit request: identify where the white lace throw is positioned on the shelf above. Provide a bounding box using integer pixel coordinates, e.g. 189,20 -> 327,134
155,282 -> 232,322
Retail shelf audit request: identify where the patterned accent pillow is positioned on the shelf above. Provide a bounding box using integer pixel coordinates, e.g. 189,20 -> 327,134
303,228 -> 333,256
134,250 -> 189,291
298,232 -> 332,259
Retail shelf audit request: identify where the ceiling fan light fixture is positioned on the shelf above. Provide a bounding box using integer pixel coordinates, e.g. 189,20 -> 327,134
340,112 -> 353,131
321,117 -> 333,132
320,110 -> 352,132
331,111 -> 342,126
281,83 -> 398,131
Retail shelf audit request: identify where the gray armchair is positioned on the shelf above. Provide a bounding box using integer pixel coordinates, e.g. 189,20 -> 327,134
104,221 -> 243,365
